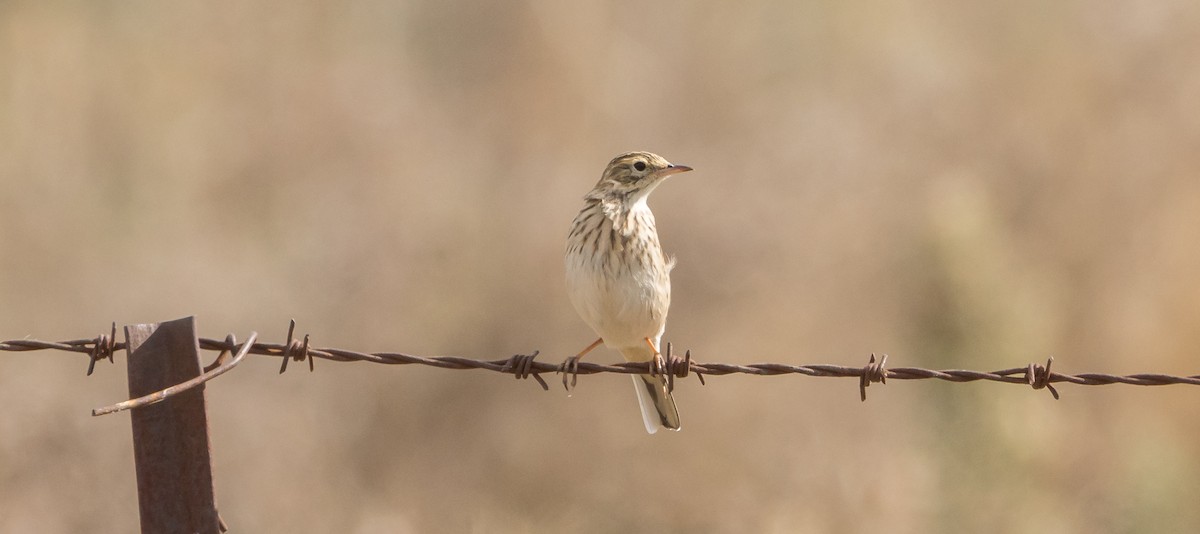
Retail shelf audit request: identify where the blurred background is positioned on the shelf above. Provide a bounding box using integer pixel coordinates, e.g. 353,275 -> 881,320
3,1 -> 1200,532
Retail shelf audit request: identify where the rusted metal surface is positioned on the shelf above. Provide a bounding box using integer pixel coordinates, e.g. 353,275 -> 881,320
95,331 -> 256,417
124,317 -> 222,534
7,319 -> 1200,404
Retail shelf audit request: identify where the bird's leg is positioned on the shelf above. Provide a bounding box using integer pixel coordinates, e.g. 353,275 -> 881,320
644,337 -> 666,378
560,338 -> 602,391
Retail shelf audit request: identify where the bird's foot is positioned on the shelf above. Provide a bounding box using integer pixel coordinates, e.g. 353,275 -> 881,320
558,354 -> 583,391
650,351 -> 667,378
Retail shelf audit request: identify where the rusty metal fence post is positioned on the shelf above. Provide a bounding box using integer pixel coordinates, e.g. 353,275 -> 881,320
124,316 -> 222,534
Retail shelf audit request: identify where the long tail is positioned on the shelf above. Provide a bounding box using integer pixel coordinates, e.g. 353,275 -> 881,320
620,345 -> 681,433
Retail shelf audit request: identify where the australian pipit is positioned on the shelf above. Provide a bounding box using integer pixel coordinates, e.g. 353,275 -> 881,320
564,151 -> 691,433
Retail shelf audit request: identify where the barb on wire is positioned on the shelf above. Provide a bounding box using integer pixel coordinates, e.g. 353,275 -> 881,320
7,322 -> 1200,403
662,343 -> 703,393
278,319 -> 312,374
860,353 -> 887,401
500,350 -> 547,390
87,322 -> 117,376
1027,357 -> 1059,399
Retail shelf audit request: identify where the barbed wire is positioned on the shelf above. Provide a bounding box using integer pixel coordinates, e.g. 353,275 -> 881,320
5,320 -> 1200,415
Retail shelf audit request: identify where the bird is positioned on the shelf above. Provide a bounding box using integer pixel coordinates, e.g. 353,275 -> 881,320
563,151 -> 691,433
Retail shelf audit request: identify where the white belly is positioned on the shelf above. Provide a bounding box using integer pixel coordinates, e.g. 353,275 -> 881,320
566,253 -> 669,349
564,209 -> 671,349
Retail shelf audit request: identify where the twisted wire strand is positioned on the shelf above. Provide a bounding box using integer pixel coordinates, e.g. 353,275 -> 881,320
5,322 -> 1200,413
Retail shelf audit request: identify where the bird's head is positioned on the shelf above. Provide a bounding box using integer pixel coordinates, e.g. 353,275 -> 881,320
586,151 -> 692,206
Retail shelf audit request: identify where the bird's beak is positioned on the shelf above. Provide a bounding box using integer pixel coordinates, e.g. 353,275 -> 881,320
654,164 -> 693,178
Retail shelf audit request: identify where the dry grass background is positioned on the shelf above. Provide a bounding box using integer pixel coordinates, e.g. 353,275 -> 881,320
3,1 -> 1200,532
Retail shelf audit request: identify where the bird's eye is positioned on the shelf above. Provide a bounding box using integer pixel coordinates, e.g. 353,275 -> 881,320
633,161 -> 647,172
